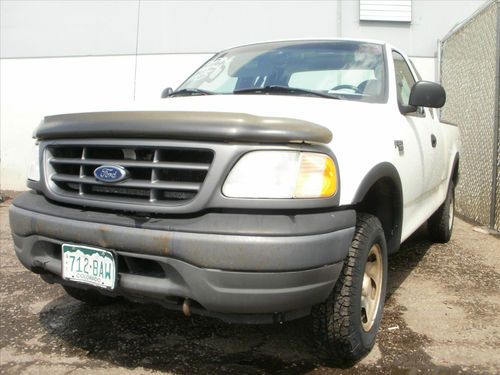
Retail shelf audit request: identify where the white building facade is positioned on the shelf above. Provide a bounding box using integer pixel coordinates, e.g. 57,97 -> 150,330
0,0 -> 487,190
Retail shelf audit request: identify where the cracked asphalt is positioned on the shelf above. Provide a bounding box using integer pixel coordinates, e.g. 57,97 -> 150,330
1,196 -> 499,374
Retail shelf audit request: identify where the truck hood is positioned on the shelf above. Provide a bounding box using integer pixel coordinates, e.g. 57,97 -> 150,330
150,94 -> 387,128
37,95 -> 389,145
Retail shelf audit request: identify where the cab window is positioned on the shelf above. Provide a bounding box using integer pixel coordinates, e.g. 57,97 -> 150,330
392,51 -> 416,107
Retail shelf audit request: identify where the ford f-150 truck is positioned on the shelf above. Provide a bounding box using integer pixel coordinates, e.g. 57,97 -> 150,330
9,39 -> 459,363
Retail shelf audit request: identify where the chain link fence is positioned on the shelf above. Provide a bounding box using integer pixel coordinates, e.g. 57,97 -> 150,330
440,0 -> 499,230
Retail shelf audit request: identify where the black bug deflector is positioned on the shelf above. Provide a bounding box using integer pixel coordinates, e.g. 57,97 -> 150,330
35,111 -> 332,144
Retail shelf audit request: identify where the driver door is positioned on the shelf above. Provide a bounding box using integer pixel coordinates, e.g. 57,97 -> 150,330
392,51 -> 436,237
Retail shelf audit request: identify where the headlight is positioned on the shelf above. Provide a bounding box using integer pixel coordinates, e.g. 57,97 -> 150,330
27,144 -> 40,182
222,151 -> 337,199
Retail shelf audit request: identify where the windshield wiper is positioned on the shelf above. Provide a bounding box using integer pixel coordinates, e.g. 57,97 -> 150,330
166,88 -> 215,97
233,85 -> 340,99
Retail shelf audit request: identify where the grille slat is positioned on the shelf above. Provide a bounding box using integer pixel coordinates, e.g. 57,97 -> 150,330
46,144 -> 213,204
51,174 -> 202,191
50,158 -> 211,171
150,150 -> 160,203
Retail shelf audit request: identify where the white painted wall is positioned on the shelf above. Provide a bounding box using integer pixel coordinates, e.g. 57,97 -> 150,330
134,54 -> 212,100
1,0 -> 339,58
1,0 -> 485,58
410,57 -> 437,81
339,0 -> 485,57
0,1 -> 139,58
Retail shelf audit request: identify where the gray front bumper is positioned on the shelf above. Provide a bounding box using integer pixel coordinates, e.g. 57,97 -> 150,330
10,192 -> 355,321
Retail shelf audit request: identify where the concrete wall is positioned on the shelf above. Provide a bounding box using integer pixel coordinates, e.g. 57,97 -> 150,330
1,0 -> 485,58
339,0 -> 485,57
0,0 -> 487,190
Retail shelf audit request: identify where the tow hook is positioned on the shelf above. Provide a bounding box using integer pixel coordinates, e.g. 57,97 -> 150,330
273,312 -> 285,324
182,298 -> 192,317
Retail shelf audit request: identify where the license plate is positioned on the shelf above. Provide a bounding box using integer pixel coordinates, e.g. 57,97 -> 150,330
61,244 -> 116,290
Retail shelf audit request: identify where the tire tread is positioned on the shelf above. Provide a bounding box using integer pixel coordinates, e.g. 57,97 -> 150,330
312,213 -> 385,364
428,182 -> 454,243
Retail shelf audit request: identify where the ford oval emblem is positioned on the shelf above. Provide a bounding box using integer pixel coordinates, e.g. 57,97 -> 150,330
94,165 -> 129,183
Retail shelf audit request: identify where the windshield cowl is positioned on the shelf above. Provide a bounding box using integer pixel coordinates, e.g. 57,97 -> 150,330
233,85 -> 341,100
166,88 -> 216,98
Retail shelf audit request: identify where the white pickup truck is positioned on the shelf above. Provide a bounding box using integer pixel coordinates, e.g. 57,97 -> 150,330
10,39 -> 459,363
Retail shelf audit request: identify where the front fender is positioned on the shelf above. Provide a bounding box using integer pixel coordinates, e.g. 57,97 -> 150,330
351,162 -> 403,254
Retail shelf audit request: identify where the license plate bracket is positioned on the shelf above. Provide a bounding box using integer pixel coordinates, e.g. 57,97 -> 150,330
61,243 -> 117,290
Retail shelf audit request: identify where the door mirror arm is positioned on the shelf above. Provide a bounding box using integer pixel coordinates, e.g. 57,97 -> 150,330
399,104 -> 417,114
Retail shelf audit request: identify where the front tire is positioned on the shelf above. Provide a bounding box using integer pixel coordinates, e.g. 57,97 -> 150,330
428,181 -> 455,243
312,213 -> 388,364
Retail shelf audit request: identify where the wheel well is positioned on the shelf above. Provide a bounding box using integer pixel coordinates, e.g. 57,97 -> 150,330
356,177 -> 403,254
451,155 -> 459,187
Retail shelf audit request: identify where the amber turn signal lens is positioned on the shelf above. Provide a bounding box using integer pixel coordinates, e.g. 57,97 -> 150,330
294,153 -> 337,198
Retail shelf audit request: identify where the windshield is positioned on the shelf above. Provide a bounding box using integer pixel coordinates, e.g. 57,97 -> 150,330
177,41 -> 387,103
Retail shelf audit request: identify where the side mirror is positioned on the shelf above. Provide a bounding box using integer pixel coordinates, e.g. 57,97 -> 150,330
409,81 -> 446,108
161,87 -> 173,98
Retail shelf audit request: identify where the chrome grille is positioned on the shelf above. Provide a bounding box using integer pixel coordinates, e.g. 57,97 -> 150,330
45,145 -> 214,203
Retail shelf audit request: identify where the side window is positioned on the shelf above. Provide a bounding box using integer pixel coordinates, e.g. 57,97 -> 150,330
392,51 -> 416,109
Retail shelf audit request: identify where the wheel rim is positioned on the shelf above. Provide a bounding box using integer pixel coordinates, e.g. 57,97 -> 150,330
361,244 -> 384,332
448,193 -> 454,231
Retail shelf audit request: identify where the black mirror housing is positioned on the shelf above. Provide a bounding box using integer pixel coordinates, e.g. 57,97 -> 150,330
161,87 -> 173,98
409,81 -> 446,108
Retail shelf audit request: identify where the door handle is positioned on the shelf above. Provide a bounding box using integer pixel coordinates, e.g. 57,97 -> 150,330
431,134 -> 437,148
394,140 -> 404,152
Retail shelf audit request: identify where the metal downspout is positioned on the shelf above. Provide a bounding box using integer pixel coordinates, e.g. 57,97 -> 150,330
490,1 -> 500,229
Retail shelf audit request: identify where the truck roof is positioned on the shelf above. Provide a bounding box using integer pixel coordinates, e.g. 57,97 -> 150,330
222,37 -> 393,53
